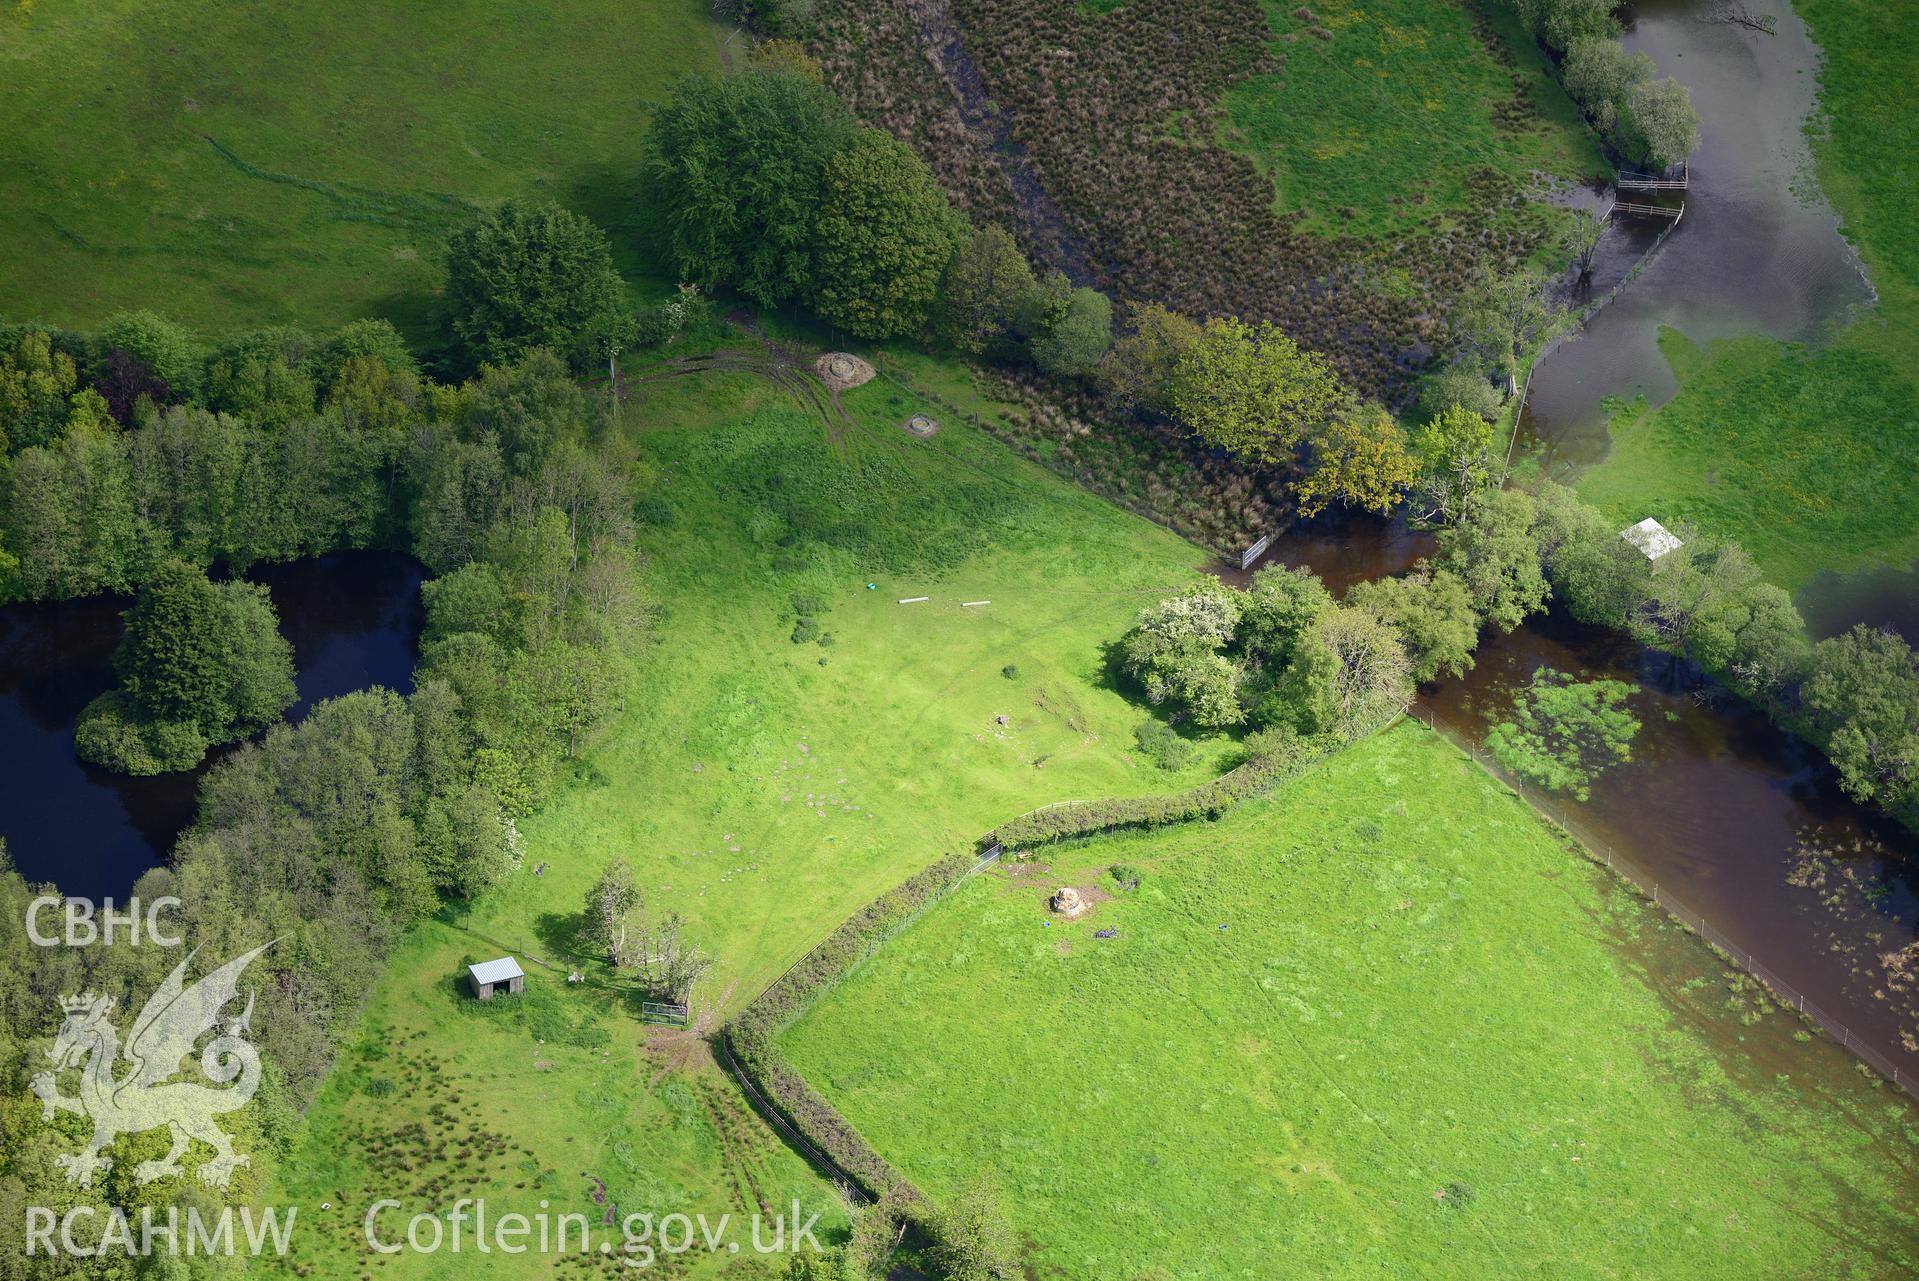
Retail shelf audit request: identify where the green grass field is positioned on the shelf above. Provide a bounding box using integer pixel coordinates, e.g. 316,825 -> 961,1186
1580,328 -> 1919,590
0,0 -> 721,338
782,723 -> 1919,1278
1578,0 -> 1919,592
1219,0 -> 1605,239
266,350 -> 1232,1277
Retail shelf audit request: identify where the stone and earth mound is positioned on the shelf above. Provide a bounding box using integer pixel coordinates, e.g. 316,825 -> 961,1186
815,351 -> 876,392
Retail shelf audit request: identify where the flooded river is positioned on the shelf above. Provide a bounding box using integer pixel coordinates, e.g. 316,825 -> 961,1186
1522,0 -> 1873,468
1236,0 -> 1919,1082
1240,501 -> 1919,1086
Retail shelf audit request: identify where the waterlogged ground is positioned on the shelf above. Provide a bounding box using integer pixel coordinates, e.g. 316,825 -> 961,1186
783,722 -> 1919,1279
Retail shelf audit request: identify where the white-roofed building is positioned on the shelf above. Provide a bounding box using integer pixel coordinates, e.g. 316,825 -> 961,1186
467,956 -> 525,1000
1620,517 -> 1683,564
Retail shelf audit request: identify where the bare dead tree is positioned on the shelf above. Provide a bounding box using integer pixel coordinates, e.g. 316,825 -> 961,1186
1704,4 -> 1778,34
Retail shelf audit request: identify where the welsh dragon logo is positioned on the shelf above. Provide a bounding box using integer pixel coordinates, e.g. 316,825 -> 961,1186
30,942 -> 275,1191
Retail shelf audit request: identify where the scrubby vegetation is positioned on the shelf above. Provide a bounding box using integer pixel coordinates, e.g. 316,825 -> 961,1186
4,0 -> 1916,1275
786,0 -> 1600,400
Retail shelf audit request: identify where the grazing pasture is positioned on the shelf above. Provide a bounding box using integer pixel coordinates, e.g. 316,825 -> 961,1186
0,0 -> 721,337
1582,328 -> 1919,590
782,723 -> 1919,1279
266,349 -> 1231,1277
1578,0 -> 1919,589
1221,0 -> 1603,240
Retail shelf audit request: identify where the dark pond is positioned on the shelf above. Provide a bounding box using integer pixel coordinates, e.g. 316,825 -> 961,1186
0,552 -> 424,900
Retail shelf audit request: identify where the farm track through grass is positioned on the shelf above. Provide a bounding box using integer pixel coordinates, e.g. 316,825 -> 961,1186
268,350 -> 1233,1278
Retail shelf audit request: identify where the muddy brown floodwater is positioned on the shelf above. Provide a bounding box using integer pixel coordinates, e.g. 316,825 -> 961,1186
1238,503 -> 1919,1084
1241,0 -> 1919,1083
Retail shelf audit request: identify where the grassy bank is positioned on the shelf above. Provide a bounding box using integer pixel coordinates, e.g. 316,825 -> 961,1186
1580,327 -> 1919,590
782,722 -> 1919,1278
1577,0 -> 1919,591
0,0 -> 720,338
267,350 -> 1230,1276
1222,0 -> 1606,240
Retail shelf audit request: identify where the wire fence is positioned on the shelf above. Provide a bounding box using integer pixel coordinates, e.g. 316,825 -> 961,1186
1573,203 -> 1686,328
1418,708 -> 1919,1099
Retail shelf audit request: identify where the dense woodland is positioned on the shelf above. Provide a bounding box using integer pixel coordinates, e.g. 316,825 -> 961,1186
0,7 -> 1909,1278
0,288 -> 647,1273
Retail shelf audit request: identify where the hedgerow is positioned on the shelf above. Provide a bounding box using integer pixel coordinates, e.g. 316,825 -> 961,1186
987,727 -> 1337,847
725,848 -> 981,1200
721,712 -> 1378,1241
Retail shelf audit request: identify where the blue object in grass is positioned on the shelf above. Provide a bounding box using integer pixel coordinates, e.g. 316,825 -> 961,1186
1218,923 -> 1228,931
867,583 -> 878,590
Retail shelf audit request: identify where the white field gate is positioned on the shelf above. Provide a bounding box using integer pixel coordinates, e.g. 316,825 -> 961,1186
640,1000 -> 689,1027
1239,531 -> 1277,571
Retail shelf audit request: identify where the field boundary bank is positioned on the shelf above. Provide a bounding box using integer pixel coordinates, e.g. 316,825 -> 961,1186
713,721 -> 1389,1219
718,716 -> 1396,1220
1416,708 -> 1919,1099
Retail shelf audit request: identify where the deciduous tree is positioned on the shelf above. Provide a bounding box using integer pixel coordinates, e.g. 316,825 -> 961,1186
1117,584 -> 1246,729
1410,404 -> 1499,525
446,200 -> 628,372
1296,403 -> 1416,517
938,225 -> 1036,356
585,857 -> 644,968
1622,78 -> 1701,170
809,130 -> 965,339
642,69 -> 857,307
1028,285 -> 1113,377
1438,487 -> 1550,632
1349,567 -> 1481,683
1097,302 -> 1202,415
1454,270 -> 1559,382
1170,317 -> 1347,464
1801,626 -> 1919,814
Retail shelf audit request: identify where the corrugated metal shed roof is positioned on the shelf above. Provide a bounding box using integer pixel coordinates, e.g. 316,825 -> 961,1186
468,956 -> 524,984
1621,517 -> 1683,561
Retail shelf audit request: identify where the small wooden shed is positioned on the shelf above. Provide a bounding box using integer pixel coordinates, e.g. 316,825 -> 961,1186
467,956 -> 525,1001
